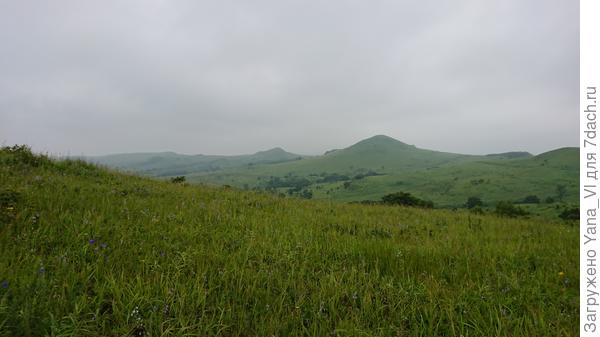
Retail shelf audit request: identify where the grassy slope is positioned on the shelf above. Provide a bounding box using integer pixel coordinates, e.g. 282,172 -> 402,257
313,147 -> 578,204
0,147 -> 577,336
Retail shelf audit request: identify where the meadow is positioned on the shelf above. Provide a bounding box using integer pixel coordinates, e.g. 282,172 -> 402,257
0,146 -> 578,336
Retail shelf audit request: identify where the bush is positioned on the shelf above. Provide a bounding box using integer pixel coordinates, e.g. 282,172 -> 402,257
1,145 -> 51,168
300,189 -> 313,199
465,197 -> 483,209
381,192 -> 433,208
317,173 -> 350,183
353,170 -> 381,180
545,197 -> 555,204
170,176 -> 186,183
495,201 -> 528,218
521,195 -> 540,204
559,207 -> 579,221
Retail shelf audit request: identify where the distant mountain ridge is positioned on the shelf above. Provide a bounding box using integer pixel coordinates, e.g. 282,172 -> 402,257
85,147 -> 303,176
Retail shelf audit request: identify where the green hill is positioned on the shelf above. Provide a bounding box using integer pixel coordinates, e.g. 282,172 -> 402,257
319,135 -> 471,171
183,136 -> 577,213
0,146 -> 578,336
84,147 -> 304,177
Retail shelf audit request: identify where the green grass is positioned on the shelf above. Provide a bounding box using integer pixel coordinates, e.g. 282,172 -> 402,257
0,146 -> 578,336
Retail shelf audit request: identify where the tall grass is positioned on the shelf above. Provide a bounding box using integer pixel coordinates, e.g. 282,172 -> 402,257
0,146 -> 578,336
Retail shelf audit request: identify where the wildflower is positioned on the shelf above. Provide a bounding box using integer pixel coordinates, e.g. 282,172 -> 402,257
130,306 -> 142,320
89,239 -> 96,245
6,206 -> 14,211
1,280 -> 8,289
558,271 -> 565,277
39,267 -> 46,274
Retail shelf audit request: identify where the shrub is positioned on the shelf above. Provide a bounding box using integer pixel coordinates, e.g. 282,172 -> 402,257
559,207 -> 579,221
495,201 -> 528,217
353,170 -> 381,180
521,195 -> 540,204
381,192 -> 433,208
170,176 -> 186,183
1,145 -> 51,168
465,197 -> 483,209
300,189 -> 313,199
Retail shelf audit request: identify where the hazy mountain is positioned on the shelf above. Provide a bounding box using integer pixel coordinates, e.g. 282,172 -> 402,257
85,148 -> 304,176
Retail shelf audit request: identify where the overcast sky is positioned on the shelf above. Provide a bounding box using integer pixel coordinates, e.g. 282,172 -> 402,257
0,0 -> 578,156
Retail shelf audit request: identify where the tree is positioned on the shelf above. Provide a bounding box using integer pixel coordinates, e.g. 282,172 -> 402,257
300,189 -> 313,199
465,197 -> 483,209
381,192 -> 434,208
521,195 -> 540,204
559,207 -> 579,221
495,201 -> 528,218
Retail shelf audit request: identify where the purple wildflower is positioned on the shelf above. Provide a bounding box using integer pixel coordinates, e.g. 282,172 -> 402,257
89,239 -> 96,245
1,280 -> 8,289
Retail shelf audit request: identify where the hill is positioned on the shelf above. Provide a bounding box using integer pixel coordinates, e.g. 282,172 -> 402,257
183,136 -> 578,213
301,135 -> 474,171
0,146 -> 578,335
84,147 -> 304,177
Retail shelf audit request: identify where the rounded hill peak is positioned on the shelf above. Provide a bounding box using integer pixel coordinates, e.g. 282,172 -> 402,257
349,135 -> 411,149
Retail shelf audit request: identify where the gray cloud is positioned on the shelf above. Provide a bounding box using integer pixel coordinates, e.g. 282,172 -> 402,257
0,0 -> 578,156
